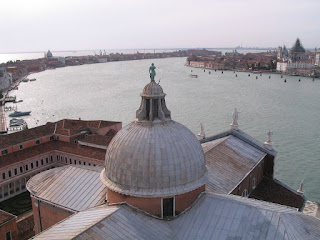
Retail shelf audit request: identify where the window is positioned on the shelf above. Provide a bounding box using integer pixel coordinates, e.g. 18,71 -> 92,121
69,159 -> 72,164
79,161 -> 81,165
88,163 -> 91,166
8,171 -> 11,178
14,169 -> 17,175
252,178 -> 256,190
46,158 -> 48,164
25,164 -> 28,171
162,197 -> 174,218
57,136 -> 59,140
60,156 -> 63,161
56,156 -> 59,161
5,231 -> 12,240
242,189 -> 248,197
74,160 -> 76,165
93,164 -> 96,167
31,163 -> 34,169
41,159 -> 44,165
35,140 -> 40,145
2,173 -> 5,180
2,149 -> 8,155
19,145 -> 23,150
50,136 -> 54,140
65,157 -> 67,163
50,156 -> 53,162
20,166 -> 23,173
36,161 -> 39,167
74,140 -> 77,143
83,162 -> 86,165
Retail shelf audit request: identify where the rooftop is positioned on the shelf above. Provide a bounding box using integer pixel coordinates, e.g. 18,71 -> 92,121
249,177 -> 305,210
27,165 -> 106,212
0,209 -> 16,226
203,135 -> 266,194
31,193 -> 320,240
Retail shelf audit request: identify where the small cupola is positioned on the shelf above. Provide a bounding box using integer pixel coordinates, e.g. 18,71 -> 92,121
136,64 -> 171,122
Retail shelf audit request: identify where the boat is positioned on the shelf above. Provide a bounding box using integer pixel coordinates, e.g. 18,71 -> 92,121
9,111 -> 31,117
21,78 -> 29,82
10,118 -> 25,127
189,74 -> 198,78
30,78 -> 36,81
13,99 -> 23,103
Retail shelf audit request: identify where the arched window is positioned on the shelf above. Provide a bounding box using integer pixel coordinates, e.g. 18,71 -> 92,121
252,178 -> 256,190
242,189 -> 248,197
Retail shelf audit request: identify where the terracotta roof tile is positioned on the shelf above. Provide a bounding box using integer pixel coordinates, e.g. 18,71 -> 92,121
80,129 -> 118,146
0,209 -> 16,225
0,141 -> 105,168
0,123 -> 55,149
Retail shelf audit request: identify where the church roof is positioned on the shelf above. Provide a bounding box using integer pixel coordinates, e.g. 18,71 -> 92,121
27,165 -> 106,212
290,38 -> 306,53
31,193 -> 320,240
101,120 -> 207,197
101,79 -> 207,197
203,135 -> 266,194
201,128 -> 277,156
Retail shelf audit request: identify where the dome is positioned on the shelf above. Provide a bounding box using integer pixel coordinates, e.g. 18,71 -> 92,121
290,38 -> 305,53
141,82 -> 165,97
101,120 -> 207,197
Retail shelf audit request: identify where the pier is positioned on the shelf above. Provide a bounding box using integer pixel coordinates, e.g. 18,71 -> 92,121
4,95 -> 16,103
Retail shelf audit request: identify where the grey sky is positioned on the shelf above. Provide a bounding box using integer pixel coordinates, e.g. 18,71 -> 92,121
1,0 -> 319,53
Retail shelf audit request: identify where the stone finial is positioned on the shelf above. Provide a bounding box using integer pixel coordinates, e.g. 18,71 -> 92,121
297,180 -> 304,195
230,108 -> 239,130
264,130 -> 273,149
197,123 -> 205,140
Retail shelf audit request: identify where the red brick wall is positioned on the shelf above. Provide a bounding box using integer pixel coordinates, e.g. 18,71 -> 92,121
231,158 -> 265,196
175,185 -> 205,215
0,219 -> 18,240
31,198 -> 73,234
108,186 -> 204,218
107,189 -> 162,217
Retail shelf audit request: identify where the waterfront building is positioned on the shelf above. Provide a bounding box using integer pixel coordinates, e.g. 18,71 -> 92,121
0,119 -> 121,202
45,50 -> 52,58
276,38 -> 318,75
0,67 -> 12,93
26,69 -> 320,239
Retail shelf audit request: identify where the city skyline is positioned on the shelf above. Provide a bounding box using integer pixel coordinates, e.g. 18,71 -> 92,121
1,0 -> 319,53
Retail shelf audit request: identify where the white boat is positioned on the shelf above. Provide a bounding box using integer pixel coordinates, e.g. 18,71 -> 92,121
30,78 -> 36,81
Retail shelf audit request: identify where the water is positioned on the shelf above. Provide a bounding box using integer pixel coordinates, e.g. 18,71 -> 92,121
4,57 -> 320,202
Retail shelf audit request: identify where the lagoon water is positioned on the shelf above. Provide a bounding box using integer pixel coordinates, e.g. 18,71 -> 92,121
5,57 -> 320,202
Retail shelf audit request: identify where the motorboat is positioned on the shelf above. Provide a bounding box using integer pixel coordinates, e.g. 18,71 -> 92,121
10,118 -> 25,127
30,78 -> 36,81
9,111 -> 31,117
189,74 -> 198,78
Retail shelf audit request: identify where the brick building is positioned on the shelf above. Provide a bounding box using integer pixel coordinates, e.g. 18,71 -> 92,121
0,210 -> 17,240
0,119 -> 121,202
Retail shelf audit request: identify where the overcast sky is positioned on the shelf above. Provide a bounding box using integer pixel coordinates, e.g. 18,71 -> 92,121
1,0 -> 319,53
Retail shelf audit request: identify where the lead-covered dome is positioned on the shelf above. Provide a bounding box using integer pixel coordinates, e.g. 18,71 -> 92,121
101,67 -> 207,197
101,120 -> 207,197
